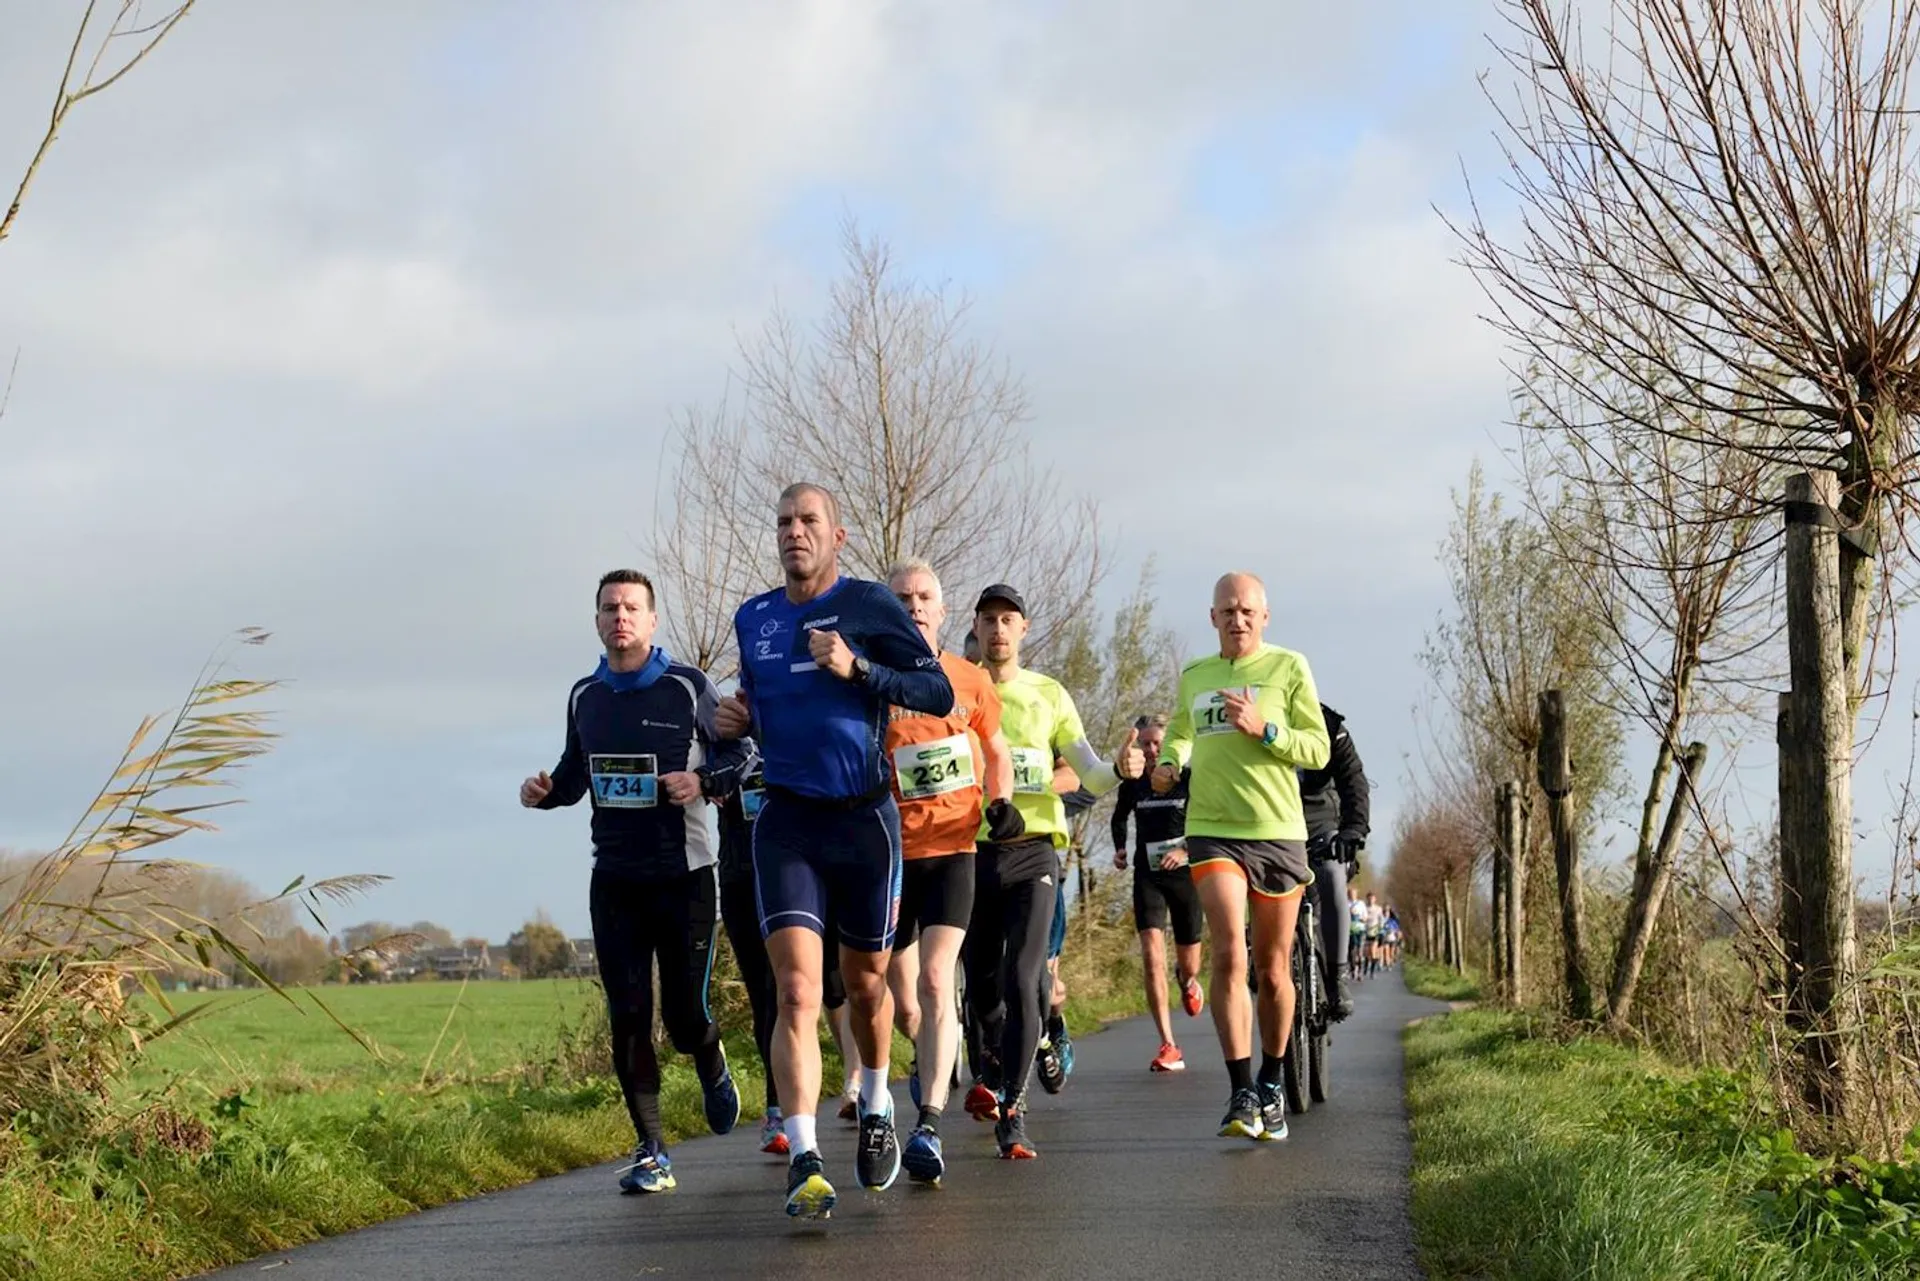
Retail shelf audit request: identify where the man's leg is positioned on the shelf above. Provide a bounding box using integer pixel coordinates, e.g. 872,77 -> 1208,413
655,869 -> 736,1138
766,925 -> 826,1147
588,868 -> 672,1190
963,848 -> 1008,1107
1194,867 -> 1252,1064
1141,927 -> 1174,1045
916,924 -> 966,1112
1249,889 -> 1303,1064
889,938 -> 922,1043
720,872 -> 781,1125
993,868 -> 1053,1157
1312,857 -> 1353,1018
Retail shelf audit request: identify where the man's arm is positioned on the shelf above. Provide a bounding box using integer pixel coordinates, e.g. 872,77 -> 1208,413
969,681 -> 1013,802
1328,716 -> 1371,841
538,691 -> 590,809
1158,678 -> 1194,771
1110,780 -> 1136,853
693,673 -> 757,796
849,585 -> 954,715
1262,660 -> 1330,769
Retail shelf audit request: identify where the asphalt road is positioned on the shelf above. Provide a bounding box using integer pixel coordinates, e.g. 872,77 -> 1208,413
199,971 -> 1445,1281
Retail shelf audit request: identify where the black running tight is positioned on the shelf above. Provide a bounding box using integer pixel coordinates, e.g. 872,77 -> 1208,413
719,873 -> 779,1109
963,842 -> 1056,1106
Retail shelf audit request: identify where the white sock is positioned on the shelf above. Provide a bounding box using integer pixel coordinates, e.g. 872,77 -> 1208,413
784,1112 -> 817,1156
860,1065 -> 891,1117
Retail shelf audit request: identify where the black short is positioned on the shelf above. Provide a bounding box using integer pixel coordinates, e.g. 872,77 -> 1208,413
1133,868 -> 1204,945
1187,836 -> 1310,899
896,853 -> 975,948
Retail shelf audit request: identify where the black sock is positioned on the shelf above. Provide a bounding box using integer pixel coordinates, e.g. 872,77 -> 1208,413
917,1105 -> 941,1131
765,1075 -> 779,1110
1258,1053 -> 1285,1087
1227,1057 -> 1254,1092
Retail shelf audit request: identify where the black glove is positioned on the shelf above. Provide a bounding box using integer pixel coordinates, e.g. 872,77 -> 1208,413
985,798 -> 1026,843
1333,833 -> 1364,873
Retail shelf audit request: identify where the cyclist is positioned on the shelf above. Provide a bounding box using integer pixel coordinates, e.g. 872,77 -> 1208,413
520,569 -> 754,1194
1152,572 -> 1328,1142
1113,712 -> 1205,1071
882,558 -> 1023,1184
964,584 -> 1144,1158
714,483 -> 954,1220
1298,703 -> 1371,1020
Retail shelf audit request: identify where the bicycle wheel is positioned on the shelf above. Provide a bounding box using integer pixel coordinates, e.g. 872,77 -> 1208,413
1308,919 -> 1332,1104
1282,902 -> 1313,1116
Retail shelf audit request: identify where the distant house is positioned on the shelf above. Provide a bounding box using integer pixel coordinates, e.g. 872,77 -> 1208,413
424,944 -> 493,980
565,937 -> 599,978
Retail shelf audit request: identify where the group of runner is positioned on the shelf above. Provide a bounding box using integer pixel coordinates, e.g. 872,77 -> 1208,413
521,481 -> 1373,1220
1348,890 -> 1402,980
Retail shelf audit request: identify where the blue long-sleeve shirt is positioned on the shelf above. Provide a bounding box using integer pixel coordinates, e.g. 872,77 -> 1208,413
538,649 -> 754,880
733,577 -> 954,800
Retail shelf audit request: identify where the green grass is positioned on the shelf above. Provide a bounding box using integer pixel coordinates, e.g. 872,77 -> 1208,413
1406,1009 -> 1913,1280
1403,957 -> 1482,1003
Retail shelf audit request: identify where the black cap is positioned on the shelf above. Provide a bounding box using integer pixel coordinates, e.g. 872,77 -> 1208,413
974,583 -> 1027,616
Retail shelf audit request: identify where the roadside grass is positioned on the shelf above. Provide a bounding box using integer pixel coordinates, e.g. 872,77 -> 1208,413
1403,957 -> 1482,1003
3,921 -> 1154,1281
1407,1009 -> 1917,1280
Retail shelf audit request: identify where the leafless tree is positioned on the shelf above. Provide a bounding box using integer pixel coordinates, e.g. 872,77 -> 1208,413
644,222 -> 1107,671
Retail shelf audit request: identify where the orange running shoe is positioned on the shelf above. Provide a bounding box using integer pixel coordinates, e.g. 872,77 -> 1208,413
964,1081 -> 1001,1122
1182,977 -> 1204,1018
1150,1042 -> 1186,1072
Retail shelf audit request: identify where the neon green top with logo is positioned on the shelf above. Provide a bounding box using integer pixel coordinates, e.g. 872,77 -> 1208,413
979,668 -> 1086,850
1158,644 -> 1329,841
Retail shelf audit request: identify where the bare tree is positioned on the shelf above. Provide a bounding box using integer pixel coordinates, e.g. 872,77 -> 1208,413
644,222 -> 1107,669
1455,0 -> 1920,1125
3,1 -> 197,247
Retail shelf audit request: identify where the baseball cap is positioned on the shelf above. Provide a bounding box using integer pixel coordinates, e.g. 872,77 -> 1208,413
974,583 -> 1027,616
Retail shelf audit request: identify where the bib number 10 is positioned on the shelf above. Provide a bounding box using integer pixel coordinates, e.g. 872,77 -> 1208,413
1195,688 -> 1252,737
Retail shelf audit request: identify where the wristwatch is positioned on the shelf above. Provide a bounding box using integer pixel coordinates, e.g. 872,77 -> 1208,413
1261,721 -> 1280,747
850,655 -> 872,685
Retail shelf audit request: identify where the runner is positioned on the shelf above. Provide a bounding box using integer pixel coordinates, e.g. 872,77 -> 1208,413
964,584 -> 1144,1158
881,558 -> 1023,1184
1152,572 -> 1328,1143
1034,778 -> 1092,1094
715,767 -> 787,1155
713,483 -> 955,1220
1364,892 -> 1386,977
520,569 -> 752,1194
1347,887 -> 1369,983
1298,703 -> 1371,1020
1112,713 -> 1205,1072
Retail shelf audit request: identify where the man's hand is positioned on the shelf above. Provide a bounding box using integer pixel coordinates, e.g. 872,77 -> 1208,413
1158,844 -> 1189,872
1150,762 -> 1180,794
1222,687 -> 1265,738
661,771 -> 703,807
1112,850 -> 1129,871
808,627 -> 857,679
715,690 -> 751,739
1334,832 -> 1364,871
1113,727 -> 1145,780
985,798 -> 1026,843
519,770 -> 552,808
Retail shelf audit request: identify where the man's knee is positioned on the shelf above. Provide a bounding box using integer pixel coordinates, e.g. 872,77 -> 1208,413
1256,952 -> 1291,996
776,969 -> 822,1016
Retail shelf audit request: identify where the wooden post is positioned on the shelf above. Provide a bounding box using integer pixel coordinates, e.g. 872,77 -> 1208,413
1537,691 -> 1598,1022
1504,779 -> 1526,1004
1491,783 -> 1509,999
1779,470 -> 1858,1122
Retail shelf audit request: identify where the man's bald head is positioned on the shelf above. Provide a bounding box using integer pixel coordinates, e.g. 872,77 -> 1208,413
1213,572 -> 1268,609
1210,571 -> 1270,658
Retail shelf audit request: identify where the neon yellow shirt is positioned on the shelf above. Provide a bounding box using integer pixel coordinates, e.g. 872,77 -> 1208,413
979,668 -> 1087,850
1158,643 -> 1329,841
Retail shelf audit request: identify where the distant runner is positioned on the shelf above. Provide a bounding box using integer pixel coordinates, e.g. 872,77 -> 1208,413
714,483 -> 954,1220
1112,713 -> 1205,1072
520,569 -> 753,1194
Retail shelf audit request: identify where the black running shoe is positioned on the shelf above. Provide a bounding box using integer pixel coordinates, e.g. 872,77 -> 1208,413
785,1149 -> 836,1220
1035,1035 -> 1066,1094
855,1103 -> 901,1191
1218,1087 -> 1264,1140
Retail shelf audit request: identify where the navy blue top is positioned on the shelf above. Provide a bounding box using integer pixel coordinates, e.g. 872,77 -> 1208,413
733,577 -> 954,800
538,649 -> 755,881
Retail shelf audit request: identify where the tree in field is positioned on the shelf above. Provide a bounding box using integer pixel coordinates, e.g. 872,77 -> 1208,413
1455,0 -> 1920,1125
507,917 -> 568,979
644,222 -> 1107,678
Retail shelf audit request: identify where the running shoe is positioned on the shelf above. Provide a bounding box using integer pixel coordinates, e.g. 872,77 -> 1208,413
994,1106 -> 1036,1159
703,1059 -> 741,1136
855,1101 -> 901,1191
1150,1042 -> 1186,1072
902,1123 -> 945,1185
618,1141 -> 675,1194
785,1149 -> 836,1220
759,1110 -> 790,1156
1182,977 -> 1204,1018
964,1081 -> 1000,1123
1218,1088 -> 1264,1140
837,1088 -> 859,1122
1256,1082 -> 1289,1141
1057,1023 -> 1074,1078
1035,1036 -> 1065,1094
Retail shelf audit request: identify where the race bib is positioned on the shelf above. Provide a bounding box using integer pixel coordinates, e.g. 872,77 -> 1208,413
740,768 -> 765,821
1193,687 -> 1250,737
1010,745 -> 1052,795
591,754 -> 657,809
1144,837 -> 1187,868
894,734 -> 977,800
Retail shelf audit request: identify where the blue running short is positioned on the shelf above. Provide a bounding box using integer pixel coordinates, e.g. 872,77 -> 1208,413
752,787 -> 903,953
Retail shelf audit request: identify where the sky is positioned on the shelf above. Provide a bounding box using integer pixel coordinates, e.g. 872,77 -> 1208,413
5,0 -> 1885,943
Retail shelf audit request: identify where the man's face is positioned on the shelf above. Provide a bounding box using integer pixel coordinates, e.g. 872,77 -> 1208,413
1137,726 -> 1165,760
777,490 -> 844,580
1210,576 -> 1270,652
596,582 -> 656,655
973,604 -> 1027,664
891,570 -> 945,649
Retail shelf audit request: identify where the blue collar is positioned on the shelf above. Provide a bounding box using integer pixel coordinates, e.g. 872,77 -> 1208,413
595,646 -> 671,692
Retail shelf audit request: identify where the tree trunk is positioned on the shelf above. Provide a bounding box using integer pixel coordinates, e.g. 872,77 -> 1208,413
1779,470 -> 1859,1124
1498,780 -> 1527,1004
1491,783 -> 1509,999
1607,742 -> 1707,1028
1537,690 -> 1599,1022
1440,881 -> 1456,970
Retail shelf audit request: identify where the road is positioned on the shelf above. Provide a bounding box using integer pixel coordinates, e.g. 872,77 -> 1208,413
199,972 -> 1444,1280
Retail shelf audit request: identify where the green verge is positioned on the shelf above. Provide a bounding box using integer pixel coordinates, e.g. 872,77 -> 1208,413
2,922 -> 1152,1281
1406,1008 -> 1920,1280
1402,957 -> 1482,1003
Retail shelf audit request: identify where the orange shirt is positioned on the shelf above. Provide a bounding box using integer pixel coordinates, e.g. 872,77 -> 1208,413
887,651 -> 1001,859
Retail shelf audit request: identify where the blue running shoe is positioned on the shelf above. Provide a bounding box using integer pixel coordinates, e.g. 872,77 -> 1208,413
703,1058 -> 741,1136
618,1141 -> 675,1194
902,1124 -> 944,1185
785,1149 -> 836,1220
1057,1026 -> 1075,1079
